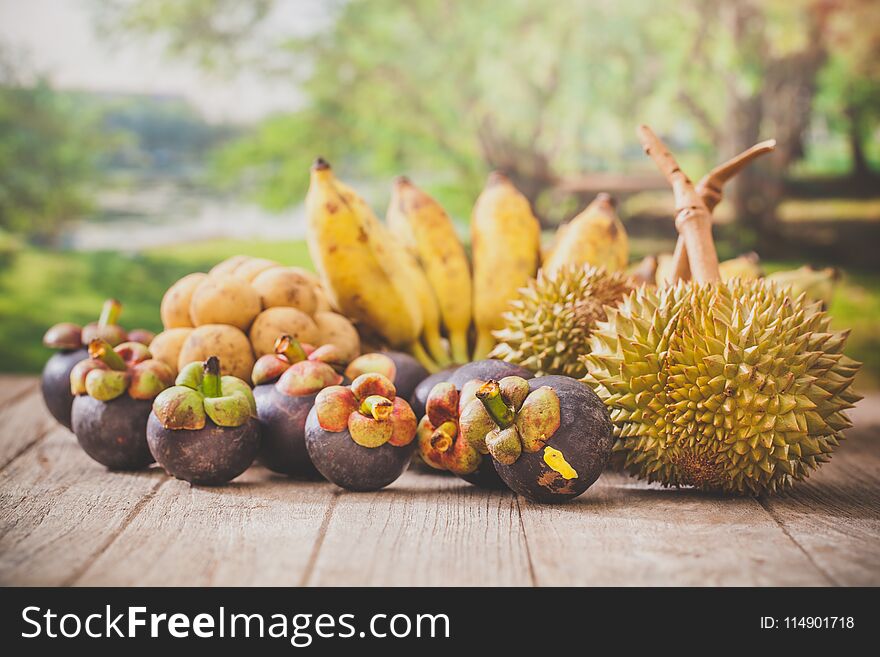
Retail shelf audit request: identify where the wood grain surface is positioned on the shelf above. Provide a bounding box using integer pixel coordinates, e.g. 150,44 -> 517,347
1,378 -> 878,586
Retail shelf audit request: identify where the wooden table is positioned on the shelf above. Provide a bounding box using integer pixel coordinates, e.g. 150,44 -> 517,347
1,376 -> 878,586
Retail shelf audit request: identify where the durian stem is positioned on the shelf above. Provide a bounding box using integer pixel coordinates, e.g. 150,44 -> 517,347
359,395 -> 393,421
98,299 -> 122,327
449,331 -> 470,364
476,380 -> 515,429
275,334 -> 307,364
202,357 -> 222,398
431,421 -> 457,452
637,125 -> 720,284
422,326 -> 452,368
668,140 -> 776,284
409,342 -> 440,373
88,339 -> 126,371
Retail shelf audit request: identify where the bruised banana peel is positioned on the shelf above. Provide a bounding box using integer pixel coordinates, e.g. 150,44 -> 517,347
388,177 -> 472,364
306,160 -> 426,360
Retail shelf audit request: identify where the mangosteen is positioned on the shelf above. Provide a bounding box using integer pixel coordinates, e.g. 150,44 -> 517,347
461,375 -> 612,503
445,359 -> 533,390
416,380 -> 507,488
41,323 -> 87,429
148,357 -> 260,486
41,299 -> 153,429
251,335 -> 343,477
305,372 -> 418,491
345,351 -> 429,399
70,339 -> 175,470
410,365 -> 460,419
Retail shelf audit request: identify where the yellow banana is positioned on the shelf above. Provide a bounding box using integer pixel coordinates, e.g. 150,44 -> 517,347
305,159 -> 423,354
330,178 -> 442,371
471,172 -> 541,359
719,252 -> 762,282
387,177 -> 472,364
542,193 -> 628,275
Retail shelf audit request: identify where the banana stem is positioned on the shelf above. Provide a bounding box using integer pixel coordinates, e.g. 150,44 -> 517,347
667,139 -> 776,284
409,342 -> 440,373
476,380 -> 515,429
202,357 -> 222,398
98,299 -> 122,327
422,327 -> 452,368
637,125 -> 720,284
449,331 -> 470,364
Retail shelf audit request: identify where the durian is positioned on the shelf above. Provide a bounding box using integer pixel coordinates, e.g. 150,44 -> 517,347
490,265 -> 634,378
583,279 -> 861,495
584,124 -> 863,496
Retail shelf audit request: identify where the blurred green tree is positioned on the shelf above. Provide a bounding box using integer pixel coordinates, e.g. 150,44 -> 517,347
96,0 -> 880,240
0,51 -> 102,243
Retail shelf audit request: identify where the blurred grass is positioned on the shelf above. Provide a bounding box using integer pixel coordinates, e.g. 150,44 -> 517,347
1,242 -> 877,390
0,240 -> 313,374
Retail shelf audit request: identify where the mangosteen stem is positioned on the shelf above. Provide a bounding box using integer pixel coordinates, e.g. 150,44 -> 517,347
359,395 -> 393,421
275,334 -> 307,364
202,357 -> 223,398
476,380 -> 515,429
98,299 -> 122,327
88,339 -> 127,371
431,421 -> 457,452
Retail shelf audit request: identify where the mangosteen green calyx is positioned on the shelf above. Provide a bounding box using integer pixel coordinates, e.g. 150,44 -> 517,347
148,357 -> 260,485
252,335 -> 343,477
305,372 -> 418,491
41,299 -> 152,429
70,339 -> 175,470
462,375 -> 612,503
344,351 -> 429,399
417,379 -> 508,488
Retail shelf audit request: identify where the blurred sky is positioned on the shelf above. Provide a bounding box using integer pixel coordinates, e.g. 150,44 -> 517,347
0,0 -> 310,123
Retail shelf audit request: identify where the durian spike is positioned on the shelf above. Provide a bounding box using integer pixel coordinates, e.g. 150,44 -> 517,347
665,139 -> 776,284
637,125 -> 720,284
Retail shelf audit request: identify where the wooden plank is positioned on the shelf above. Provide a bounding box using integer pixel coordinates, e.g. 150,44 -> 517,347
518,471 -> 829,586
758,424 -> 880,586
0,376 -> 39,408
0,427 -> 163,585
0,387 -> 58,470
306,470 -> 532,586
76,467 -> 337,586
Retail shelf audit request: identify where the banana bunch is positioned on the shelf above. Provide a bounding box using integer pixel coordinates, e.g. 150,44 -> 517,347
306,159 -> 436,369
542,192 -> 628,276
387,177 -> 472,364
766,265 -> 838,309
471,173 -> 542,359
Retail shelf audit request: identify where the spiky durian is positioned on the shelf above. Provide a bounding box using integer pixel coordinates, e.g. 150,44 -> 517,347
582,278 -> 861,495
490,266 -> 634,378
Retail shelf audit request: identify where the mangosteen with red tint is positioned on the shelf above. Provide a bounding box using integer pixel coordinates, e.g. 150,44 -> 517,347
462,375 -> 612,503
148,357 -> 260,485
344,351 -> 428,399
70,339 -> 175,470
416,380 -> 507,488
410,365 -> 460,420
305,372 -> 418,491
251,335 -> 343,477
41,299 -> 153,429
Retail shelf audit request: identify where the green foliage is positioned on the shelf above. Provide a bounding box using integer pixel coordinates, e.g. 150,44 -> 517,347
0,79 -> 102,241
